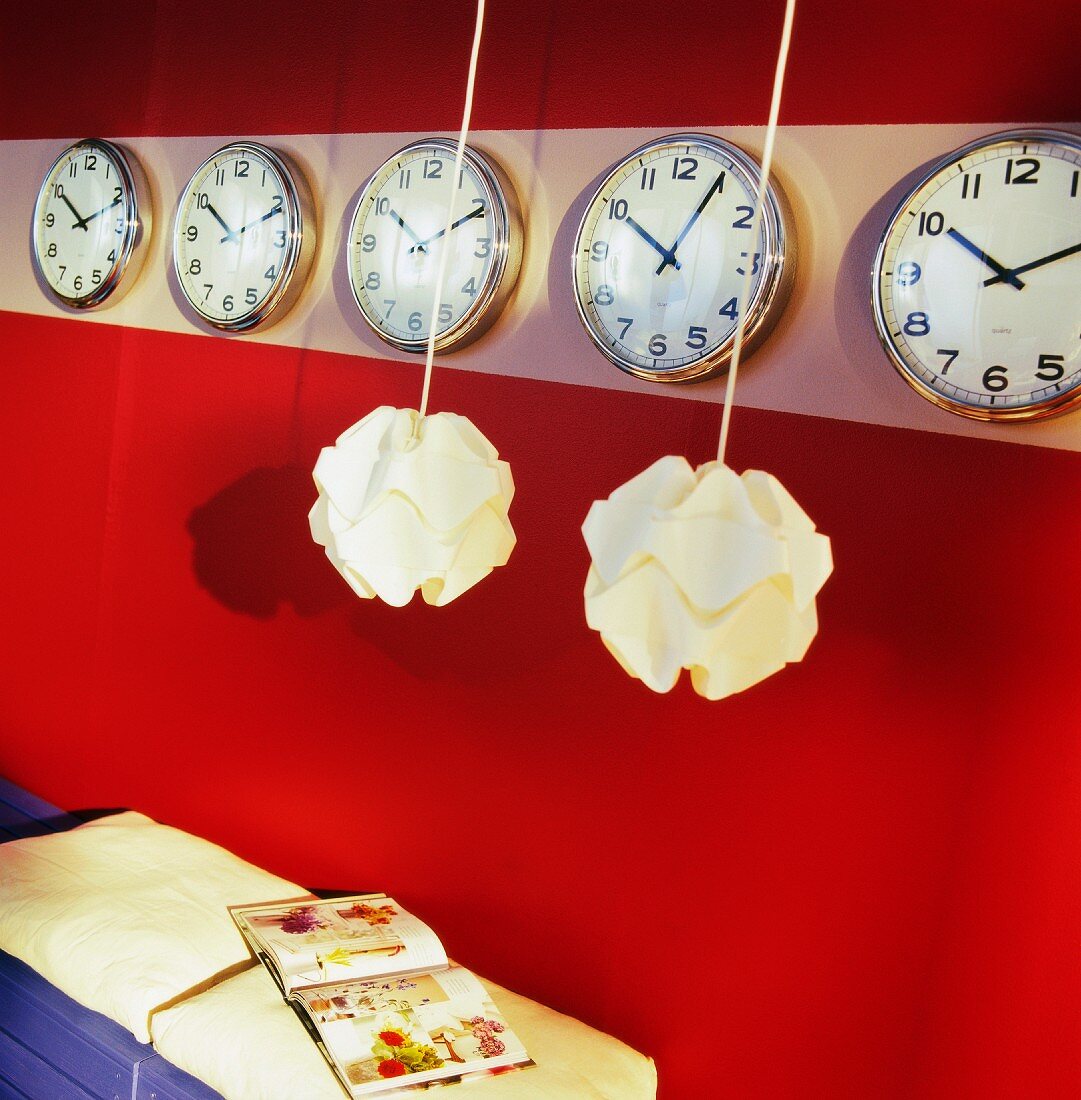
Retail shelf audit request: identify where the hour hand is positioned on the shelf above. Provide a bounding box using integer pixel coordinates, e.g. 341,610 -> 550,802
389,208 -> 426,252
60,192 -> 89,231
946,227 -> 1024,289
205,202 -> 236,241
625,215 -> 681,271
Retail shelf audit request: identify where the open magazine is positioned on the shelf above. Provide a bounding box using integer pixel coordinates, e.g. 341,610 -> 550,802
230,894 -> 532,1096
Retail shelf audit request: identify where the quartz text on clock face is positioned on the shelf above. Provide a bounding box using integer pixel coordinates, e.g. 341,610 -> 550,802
34,143 -> 133,305
573,135 -> 786,382
348,143 -> 506,350
174,145 -> 299,329
874,130 -> 1081,420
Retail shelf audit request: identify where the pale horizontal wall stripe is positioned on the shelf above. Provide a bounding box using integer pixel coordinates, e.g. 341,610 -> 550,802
2,123 -> 1079,453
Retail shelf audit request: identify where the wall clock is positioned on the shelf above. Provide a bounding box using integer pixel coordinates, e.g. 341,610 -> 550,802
173,142 -> 315,332
346,139 -> 522,353
31,139 -> 150,308
872,128 -> 1081,421
572,132 -> 794,384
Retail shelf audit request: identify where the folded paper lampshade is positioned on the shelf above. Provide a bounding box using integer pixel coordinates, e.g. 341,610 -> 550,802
582,457 -> 832,701
309,406 -> 515,607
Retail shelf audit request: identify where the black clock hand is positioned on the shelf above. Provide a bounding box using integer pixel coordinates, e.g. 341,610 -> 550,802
60,192 -> 90,231
983,241 -> 1081,287
657,172 -> 725,275
408,205 -> 486,254
945,228 -> 1024,289
82,197 -> 123,226
624,215 -> 681,271
204,202 -> 235,241
219,204 -> 284,244
388,208 -> 427,252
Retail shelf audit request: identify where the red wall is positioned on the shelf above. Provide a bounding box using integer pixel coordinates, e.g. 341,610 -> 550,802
2,3 -> 1080,1097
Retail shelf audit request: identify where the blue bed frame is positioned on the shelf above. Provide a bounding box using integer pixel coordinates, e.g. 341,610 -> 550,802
0,777 -> 222,1100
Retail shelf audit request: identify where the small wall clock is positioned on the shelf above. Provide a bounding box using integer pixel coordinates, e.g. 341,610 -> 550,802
173,142 -> 315,332
31,139 -> 150,309
346,139 -> 522,353
872,128 -> 1081,421
572,132 -> 794,384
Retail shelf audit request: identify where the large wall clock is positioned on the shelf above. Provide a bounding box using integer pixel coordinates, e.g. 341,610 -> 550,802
872,128 -> 1081,421
173,142 -> 315,332
572,132 -> 794,383
346,139 -> 522,353
31,139 -> 151,309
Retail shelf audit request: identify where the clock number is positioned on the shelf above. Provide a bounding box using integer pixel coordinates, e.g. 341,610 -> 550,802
617,317 -> 634,340
375,197 -> 390,215
408,311 -> 423,332
115,216 -> 125,235
57,265 -> 66,280
648,333 -> 668,356
46,242 -> 57,257
471,197 -> 485,213
671,157 -> 697,181
196,192 -> 210,209
91,269 -> 101,286
1035,353 -> 1065,382
365,271 -> 381,290
896,261 -> 922,286
903,311 -> 930,336
640,167 -> 656,191
274,230 -> 286,248
44,213 -> 54,228
736,252 -> 761,276
214,167 -> 225,186
982,365 -> 1008,391
68,161 -> 77,178
203,283 -> 213,300
936,349 -> 959,374
719,297 -> 738,321
590,240 -> 609,262
264,265 -> 276,280
960,172 -> 982,199
188,259 -> 202,275
423,158 -> 442,180
1071,171 -> 1079,198
361,234 -> 376,253
732,206 -> 754,230
608,198 -> 628,221
86,154 -> 97,171
1004,158 -> 1039,185
186,225 -> 198,242
595,284 -> 615,306
234,159 -> 249,178
72,275 -> 82,292
245,288 -> 258,306
462,277 -> 479,297
686,326 -> 708,350
107,249 -> 116,263
474,237 -> 491,258
54,183 -> 64,198
917,211 -> 944,236
223,294 -> 234,313
270,195 -> 284,215
383,299 -> 396,317
398,169 -> 412,189
438,304 -> 453,324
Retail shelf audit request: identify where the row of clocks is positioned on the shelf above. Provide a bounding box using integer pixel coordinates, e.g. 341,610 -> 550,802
31,129 -> 1080,422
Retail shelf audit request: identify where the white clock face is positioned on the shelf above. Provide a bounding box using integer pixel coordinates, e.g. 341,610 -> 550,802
174,143 -> 311,331
347,140 -> 519,352
573,133 -> 792,383
32,140 -> 144,308
873,129 -> 1081,421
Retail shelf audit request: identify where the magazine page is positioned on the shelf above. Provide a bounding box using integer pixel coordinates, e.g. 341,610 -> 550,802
232,895 -> 448,993
295,965 -> 531,1095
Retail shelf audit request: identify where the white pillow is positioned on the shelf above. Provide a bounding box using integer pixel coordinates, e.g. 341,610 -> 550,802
0,811 -> 303,1043
151,965 -> 657,1099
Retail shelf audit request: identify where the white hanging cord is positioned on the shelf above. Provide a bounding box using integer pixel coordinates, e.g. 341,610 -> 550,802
717,0 -> 796,464
418,0 -> 487,420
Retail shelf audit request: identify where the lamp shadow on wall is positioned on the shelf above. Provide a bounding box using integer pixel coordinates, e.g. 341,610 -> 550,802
187,465 -> 347,619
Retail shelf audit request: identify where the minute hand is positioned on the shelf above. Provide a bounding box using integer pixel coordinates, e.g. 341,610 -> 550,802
408,205 -> 485,254
983,241 -> 1081,286
656,172 -> 725,275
